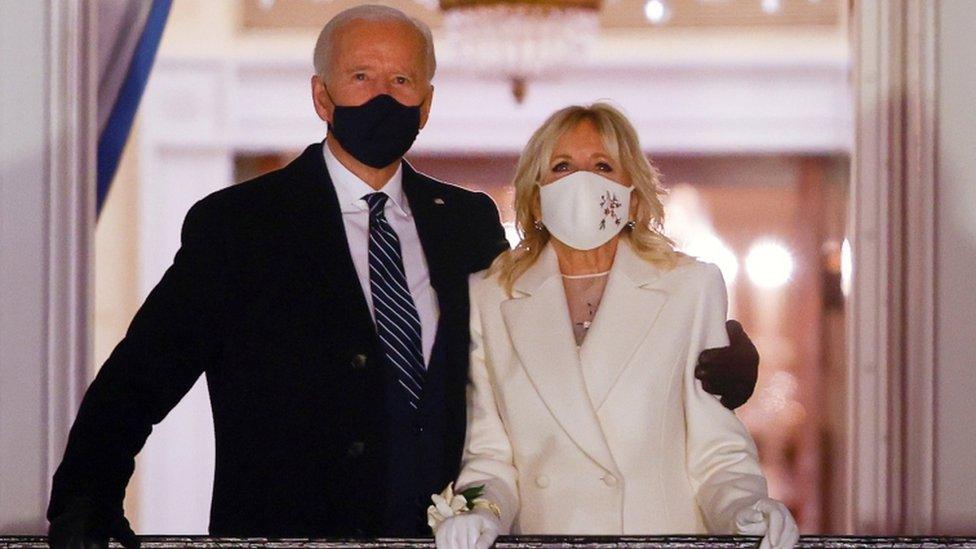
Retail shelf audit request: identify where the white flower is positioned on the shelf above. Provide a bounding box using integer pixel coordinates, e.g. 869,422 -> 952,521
426,482 -> 470,531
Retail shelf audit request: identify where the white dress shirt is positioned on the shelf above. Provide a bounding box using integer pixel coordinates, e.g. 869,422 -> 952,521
323,142 -> 439,366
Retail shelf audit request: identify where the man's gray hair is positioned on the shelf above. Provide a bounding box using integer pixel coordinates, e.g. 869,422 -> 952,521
313,5 -> 437,82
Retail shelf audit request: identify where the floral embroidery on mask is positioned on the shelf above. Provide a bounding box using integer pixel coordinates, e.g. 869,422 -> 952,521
599,191 -> 623,230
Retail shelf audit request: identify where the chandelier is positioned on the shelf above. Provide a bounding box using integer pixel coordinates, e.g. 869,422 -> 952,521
253,0 -> 830,102
437,0 -> 601,103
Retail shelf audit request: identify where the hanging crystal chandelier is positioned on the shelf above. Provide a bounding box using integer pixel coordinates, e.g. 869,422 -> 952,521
252,0 -> 831,102
437,0 -> 601,103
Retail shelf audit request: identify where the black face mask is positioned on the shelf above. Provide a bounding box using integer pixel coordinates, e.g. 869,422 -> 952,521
328,93 -> 422,169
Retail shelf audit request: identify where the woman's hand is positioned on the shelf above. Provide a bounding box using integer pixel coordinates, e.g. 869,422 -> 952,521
733,497 -> 799,549
434,507 -> 501,549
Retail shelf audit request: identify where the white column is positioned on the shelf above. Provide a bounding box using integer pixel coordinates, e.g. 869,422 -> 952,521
933,0 -> 976,535
851,0 -> 976,535
848,0 -> 909,532
0,0 -> 95,533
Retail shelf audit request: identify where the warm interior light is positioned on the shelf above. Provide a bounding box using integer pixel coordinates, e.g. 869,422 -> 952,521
683,233 -> 739,286
644,0 -> 671,24
840,237 -> 852,297
745,240 -> 794,288
761,0 -> 782,14
502,221 -> 521,248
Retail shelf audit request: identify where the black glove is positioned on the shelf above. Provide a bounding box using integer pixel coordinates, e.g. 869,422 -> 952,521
695,319 -> 759,410
48,497 -> 140,549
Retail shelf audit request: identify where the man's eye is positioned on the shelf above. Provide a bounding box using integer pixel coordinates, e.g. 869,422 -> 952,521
395,76 -> 408,84
353,73 -> 366,81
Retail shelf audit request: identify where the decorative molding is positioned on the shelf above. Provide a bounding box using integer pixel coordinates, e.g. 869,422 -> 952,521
900,0 -> 937,535
145,53 -> 851,155
44,0 -> 97,494
239,0 -> 844,30
848,0 -> 938,535
848,1 -> 901,532
45,0 -> 97,479
0,0 -> 94,533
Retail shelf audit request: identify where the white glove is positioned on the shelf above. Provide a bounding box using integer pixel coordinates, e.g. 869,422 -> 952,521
733,497 -> 799,549
434,507 -> 501,549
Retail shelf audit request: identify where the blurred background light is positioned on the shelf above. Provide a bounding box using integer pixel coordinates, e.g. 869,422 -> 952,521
746,239 -> 794,288
644,0 -> 672,24
761,0 -> 782,14
683,232 -> 740,286
841,237 -> 852,297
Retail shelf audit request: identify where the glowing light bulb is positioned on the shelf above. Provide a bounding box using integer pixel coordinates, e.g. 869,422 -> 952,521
745,240 -> 794,288
761,0 -> 781,14
644,0 -> 672,24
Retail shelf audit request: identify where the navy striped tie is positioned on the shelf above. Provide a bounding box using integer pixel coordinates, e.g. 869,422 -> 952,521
363,192 -> 426,410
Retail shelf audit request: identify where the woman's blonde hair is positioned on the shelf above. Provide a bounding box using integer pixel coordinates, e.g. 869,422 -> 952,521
490,102 -> 685,293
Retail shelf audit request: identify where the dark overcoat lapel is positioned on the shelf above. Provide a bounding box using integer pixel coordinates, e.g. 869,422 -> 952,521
278,145 -> 374,338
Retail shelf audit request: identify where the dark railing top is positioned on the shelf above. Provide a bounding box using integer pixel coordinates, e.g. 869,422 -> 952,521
3,536 -> 976,548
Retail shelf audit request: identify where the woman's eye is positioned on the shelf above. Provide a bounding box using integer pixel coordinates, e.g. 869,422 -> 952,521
552,162 -> 569,172
596,162 -> 613,172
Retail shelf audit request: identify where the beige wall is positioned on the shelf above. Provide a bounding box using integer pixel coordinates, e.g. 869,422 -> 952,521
933,0 -> 976,534
95,131 -> 141,371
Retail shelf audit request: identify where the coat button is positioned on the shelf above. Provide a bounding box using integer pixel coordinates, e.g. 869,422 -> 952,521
602,474 -> 618,487
535,475 -> 550,488
350,353 -> 368,370
347,441 -> 365,458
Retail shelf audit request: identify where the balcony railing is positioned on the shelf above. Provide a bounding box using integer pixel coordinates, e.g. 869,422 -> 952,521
3,536 -> 976,548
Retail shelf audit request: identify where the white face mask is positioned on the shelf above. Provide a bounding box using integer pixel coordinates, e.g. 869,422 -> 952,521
539,170 -> 633,251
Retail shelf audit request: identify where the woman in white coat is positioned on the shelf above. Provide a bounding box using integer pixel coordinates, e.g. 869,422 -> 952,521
432,103 -> 798,549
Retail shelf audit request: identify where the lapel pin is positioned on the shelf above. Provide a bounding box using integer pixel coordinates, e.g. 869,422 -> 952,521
433,198 -> 445,205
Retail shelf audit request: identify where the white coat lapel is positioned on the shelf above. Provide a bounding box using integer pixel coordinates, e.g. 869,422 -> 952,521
578,242 -> 671,410
500,245 -> 619,474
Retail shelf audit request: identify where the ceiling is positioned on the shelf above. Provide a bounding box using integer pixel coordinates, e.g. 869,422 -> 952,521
241,0 -> 843,32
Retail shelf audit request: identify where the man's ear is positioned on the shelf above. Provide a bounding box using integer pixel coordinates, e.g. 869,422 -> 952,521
419,84 -> 434,129
311,74 -> 334,124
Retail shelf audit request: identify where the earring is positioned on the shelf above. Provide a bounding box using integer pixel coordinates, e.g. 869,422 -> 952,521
625,220 -> 637,230
533,219 -> 545,231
